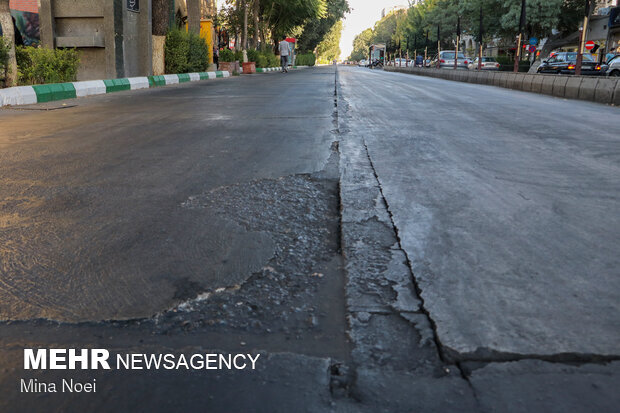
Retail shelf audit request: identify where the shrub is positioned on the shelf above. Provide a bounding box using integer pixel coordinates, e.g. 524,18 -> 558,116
256,50 -> 279,68
234,50 -> 244,62
165,29 -> 189,74
246,48 -> 259,63
219,48 -> 235,62
295,52 -> 316,66
496,55 -> 531,72
187,32 -> 208,72
16,46 -> 80,85
256,53 -> 268,68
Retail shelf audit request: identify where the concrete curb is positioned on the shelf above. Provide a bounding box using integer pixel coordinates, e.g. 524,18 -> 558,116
384,66 -> 619,106
0,71 -> 231,107
255,65 -> 310,73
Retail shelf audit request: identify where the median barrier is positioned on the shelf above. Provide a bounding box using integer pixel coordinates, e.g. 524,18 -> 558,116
512,74 -> 525,90
541,76 -> 555,95
564,77 -> 583,99
552,76 -> 568,98
521,74 -> 534,92
594,78 -> 617,104
578,77 -> 599,101
504,73 -> 516,89
383,66 -> 618,105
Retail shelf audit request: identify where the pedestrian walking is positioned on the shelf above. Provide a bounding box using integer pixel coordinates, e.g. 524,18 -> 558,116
213,45 -> 219,70
279,37 -> 291,73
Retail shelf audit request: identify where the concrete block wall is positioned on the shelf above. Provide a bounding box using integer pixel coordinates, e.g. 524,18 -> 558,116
385,66 -> 620,106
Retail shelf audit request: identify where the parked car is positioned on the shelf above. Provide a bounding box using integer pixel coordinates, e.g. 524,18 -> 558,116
358,59 -> 368,67
537,52 -> 604,75
606,55 -> 620,77
468,56 -> 501,70
431,51 -> 469,69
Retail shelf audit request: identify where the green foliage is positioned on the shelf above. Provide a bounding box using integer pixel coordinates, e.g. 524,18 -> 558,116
0,36 -> 9,84
266,51 -> 279,67
234,49 -> 244,62
316,20 -> 343,62
255,50 -> 279,68
246,48 -> 260,63
496,55 -> 531,72
263,0 -> 328,40
219,48 -> 236,62
187,32 -> 209,72
256,53 -> 269,68
16,46 -> 80,85
349,28 -> 372,61
350,0 -> 584,62
297,0 -> 350,53
295,53 -> 316,66
165,29 -> 189,73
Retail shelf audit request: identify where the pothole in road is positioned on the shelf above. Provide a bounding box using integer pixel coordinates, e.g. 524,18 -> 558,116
135,145 -> 349,357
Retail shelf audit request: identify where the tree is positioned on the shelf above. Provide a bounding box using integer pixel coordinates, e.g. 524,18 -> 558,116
152,0 -> 172,75
0,0 -> 17,86
349,28 -> 372,60
297,0 -> 349,53
262,0 -> 327,41
316,19 -> 343,62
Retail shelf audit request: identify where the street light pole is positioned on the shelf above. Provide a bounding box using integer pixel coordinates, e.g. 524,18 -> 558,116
575,0 -> 591,76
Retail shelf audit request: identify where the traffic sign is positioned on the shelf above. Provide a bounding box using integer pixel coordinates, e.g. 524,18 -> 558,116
528,45 -> 537,53
529,37 -> 538,46
585,41 -> 595,51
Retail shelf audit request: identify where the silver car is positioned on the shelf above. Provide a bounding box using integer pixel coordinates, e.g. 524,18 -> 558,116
607,55 -> 620,77
433,51 -> 469,70
468,56 -> 501,71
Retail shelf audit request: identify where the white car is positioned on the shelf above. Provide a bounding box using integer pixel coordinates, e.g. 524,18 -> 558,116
358,59 -> 368,67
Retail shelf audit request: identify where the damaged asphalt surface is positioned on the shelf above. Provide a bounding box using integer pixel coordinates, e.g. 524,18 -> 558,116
0,65 -> 619,412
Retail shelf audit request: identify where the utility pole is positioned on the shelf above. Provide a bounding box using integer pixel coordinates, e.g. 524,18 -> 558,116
514,0 -> 526,73
478,5 -> 483,70
575,0 -> 591,76
455,16 -> 461,70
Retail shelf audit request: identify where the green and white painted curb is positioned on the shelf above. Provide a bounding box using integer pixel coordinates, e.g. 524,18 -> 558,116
0,71 -> 230,107
255,65 -> 310,73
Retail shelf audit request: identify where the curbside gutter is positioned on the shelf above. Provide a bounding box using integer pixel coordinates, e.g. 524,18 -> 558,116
384,66 -> 619,106
0,71 -> 231,107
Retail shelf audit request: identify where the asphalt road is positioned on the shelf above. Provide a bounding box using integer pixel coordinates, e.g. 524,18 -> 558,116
0,65 -> 619,412
338,66 -> 620,358
0,70 -> 336,322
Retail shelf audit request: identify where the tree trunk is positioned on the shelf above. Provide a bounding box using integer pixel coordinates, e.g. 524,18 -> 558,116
242,0 -> 248,50
0,0 -> 17,86
152,0 -> 170,75
187,0 -> 200,35
253,0 -> 259,49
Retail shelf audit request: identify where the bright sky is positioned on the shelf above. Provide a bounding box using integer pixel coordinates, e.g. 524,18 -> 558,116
340,0 -> 407,59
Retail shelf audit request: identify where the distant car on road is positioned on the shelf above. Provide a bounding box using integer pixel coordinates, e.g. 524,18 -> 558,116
432,51 -> 469,69
537,52 -> 604,75
606,55 -> 620,77
358,59 -> 368,67
468,56 -> 501,70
